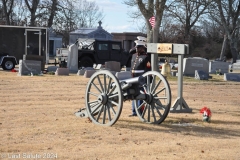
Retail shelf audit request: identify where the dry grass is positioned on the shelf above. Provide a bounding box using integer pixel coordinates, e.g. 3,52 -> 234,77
0,68 -> 240,160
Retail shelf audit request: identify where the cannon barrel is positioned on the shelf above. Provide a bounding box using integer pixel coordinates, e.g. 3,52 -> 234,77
120,76 -> 145,85
111,76 -> 145,91
119,76 -> 145,90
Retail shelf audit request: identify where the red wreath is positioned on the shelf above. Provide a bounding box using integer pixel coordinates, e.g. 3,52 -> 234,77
200,106 -> 212,117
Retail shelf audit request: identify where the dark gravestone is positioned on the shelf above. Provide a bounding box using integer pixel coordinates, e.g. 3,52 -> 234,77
195,70 -> 209,80
224,73 -> 240,82
209,61 -> 230,74
23,55 -> 45,71
183,57 -> 209,76
18,60 -> 42,76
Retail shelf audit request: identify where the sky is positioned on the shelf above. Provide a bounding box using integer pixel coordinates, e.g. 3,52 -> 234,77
91,0 -> 140,33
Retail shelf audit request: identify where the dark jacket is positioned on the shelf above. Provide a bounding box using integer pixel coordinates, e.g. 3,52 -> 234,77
131,52 -> 151,77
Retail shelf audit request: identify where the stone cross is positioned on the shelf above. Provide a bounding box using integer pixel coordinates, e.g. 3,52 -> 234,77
98,21 -> 102,27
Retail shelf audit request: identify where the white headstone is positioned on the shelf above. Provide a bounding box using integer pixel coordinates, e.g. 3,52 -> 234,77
230,62 -> 240,73
183,57 -> 209,76
67,44 -> 78,72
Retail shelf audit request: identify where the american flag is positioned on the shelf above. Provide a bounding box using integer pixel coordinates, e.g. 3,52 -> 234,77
149,16 -> 155,28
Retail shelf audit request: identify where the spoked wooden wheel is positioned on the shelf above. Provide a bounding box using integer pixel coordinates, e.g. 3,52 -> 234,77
85,70 -> 123,126
134,71 -> 171,124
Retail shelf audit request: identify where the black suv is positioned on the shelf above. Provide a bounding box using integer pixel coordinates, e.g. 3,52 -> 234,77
77,38 -> 132,68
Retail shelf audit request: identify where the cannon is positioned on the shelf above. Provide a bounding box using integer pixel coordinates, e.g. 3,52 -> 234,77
75,43 -> 191,126
76,69 -> 171,126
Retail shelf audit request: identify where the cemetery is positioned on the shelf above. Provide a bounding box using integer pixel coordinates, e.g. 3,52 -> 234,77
1,62 -> 240,159
1,24 -> 240,159
1,42 -> 240,159
0,0 -> 239,159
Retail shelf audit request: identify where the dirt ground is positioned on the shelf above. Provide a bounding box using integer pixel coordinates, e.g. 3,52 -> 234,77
0,67 -> 240,160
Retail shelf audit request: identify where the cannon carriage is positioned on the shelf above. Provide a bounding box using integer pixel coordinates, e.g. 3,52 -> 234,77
76,69 -> 171,126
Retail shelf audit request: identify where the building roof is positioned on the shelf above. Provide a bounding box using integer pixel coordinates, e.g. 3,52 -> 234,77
70,21 -> 112,38
70,28 -> 97,35
69,21 -> 113,44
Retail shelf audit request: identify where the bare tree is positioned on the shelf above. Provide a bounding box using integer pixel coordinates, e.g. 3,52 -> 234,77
74,0 -> 104,28
53,0 -> 104,45
210,0 -> 240,63
24,0 -> 40,26
54,0 -> 77,31
39,0 -> 58,27
13,0 -> 29,25
1,0 -> 14,25
124,0 -> 167,43
165,0 -> 211,44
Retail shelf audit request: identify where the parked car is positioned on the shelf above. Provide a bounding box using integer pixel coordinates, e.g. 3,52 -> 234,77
55,38 -> 132,68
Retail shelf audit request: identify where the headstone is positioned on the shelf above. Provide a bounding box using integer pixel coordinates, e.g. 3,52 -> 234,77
55,68 -> 69,76
230,62 -> 240,73
84,70 -> 96,78
23,55 -> 45,71
77,67 -> 95,76
18,60 -> 42,76
171,71 -> 177,77
67,44 -> 78,72
183,57 -> 208,76
209,61 -> 230,74
224,73 -> 240,82
105,61 -> 121,72
47,66 -> 58,72
195,70 -> 209,80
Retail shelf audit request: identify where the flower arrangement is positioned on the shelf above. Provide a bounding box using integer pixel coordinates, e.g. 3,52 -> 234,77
11,69 -> 17,72
200,106 -> 212,122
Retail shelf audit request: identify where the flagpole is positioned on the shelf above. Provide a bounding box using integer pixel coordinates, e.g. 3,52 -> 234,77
152,27 -> 159,72
149,16 -> 158,72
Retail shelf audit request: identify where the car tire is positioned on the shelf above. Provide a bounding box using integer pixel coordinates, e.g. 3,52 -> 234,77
2,59 -> 15,70
79,57 -> 93,68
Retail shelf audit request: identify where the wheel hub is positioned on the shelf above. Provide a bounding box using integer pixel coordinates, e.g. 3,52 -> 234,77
97,93 -> 108,105
145,94 -> 153,104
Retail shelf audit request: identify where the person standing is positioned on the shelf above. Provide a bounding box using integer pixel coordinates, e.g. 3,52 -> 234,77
129,40 -> 151,116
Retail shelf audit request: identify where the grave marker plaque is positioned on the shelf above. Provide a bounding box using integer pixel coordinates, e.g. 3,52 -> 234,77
195,70 -> 209,80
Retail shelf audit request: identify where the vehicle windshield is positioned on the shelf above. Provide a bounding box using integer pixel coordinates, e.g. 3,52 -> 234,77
77,38 -> 95,50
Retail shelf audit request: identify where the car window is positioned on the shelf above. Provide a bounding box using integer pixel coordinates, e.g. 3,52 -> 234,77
112,44 -> 120,50
98,43 -> 108,50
